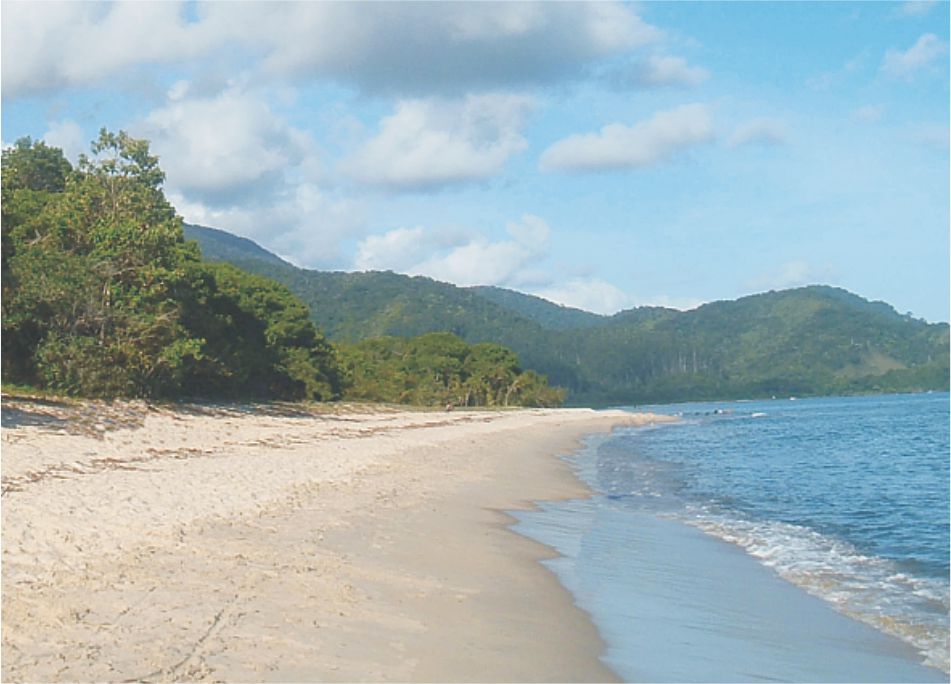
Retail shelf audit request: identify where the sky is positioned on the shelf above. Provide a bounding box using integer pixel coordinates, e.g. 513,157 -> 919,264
2,1 -> 949,321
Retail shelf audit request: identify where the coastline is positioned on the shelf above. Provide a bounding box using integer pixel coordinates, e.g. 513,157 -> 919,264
514,418 -> 948,683
1,398 -> 664,682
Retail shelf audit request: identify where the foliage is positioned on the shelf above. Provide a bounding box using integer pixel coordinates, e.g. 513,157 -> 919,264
178,262 -> 343,400
186,224 -> 949,406
338,332 -> 565,407
469,286 -> 607,330
2,133 -> 343,400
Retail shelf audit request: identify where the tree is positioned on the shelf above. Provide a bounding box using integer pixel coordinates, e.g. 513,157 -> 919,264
2,131 -> 344,400
187,263 -> 343,400
2,139 -> 80,384
336,333 -> 565,407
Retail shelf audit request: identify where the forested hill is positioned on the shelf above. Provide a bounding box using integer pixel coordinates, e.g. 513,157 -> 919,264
184,224 -> 950,406
468,286 -> 608,330
181,224 -> 288,268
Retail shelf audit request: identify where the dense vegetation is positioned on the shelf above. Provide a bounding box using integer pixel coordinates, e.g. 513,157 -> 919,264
338,332 -> 564,407
2,134 -> 562,408
2,134 -> 343,400
186,224 -> 950,406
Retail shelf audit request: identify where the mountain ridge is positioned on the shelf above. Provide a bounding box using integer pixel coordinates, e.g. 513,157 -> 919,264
183,224 -> 949,405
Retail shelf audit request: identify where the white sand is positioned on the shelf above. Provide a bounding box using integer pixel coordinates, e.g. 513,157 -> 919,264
1,399 -> 668,682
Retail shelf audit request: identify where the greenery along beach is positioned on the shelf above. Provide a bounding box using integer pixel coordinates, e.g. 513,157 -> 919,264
1,134 -> 563,408
5,132 -> 945,408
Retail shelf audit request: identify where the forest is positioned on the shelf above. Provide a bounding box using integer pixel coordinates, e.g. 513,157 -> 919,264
187,227 -> 950,406
1,133 -> 563,408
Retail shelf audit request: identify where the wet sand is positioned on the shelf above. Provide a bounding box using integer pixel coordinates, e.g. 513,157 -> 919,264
1,398 -> 666,682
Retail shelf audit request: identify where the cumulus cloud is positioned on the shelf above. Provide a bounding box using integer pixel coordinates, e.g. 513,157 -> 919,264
239,2 -> 660,95
1,2 -> 217,99
746,261 -> 837,291
353,214 -> 551,287
136,83 -> 364,267
540,103 -> 714,172
170,185 -> 365,267
139,85 -> 315,207
343,94 -> 535,190
354,227 -> 434,272
43,119 -> 86,162
2,1 -> 660,99
611,55 -> 710,89
881,33 -> 947,79
727,117 -> 788,148
532,278 -> 634,315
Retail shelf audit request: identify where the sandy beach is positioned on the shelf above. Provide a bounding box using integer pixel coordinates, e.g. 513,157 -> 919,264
1,398 -> 664,682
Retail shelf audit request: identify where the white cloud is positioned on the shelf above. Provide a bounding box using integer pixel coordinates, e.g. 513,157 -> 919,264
2,2 -> 661,99
42,119 -> 86,163
540,103 -> 714,172
445,3 -> 546,40
239,2 -> 661,94
140,86 -> 315,207
531,280 -> 705,315
638,294 -> 706,311
881,34 -> 947,79
613,55 -> 710,88
354,227 -> 433,272
728,117 -> 788,148
353,214 -> 551,287
343,94 -> 535,190
746,261 -> 837,291
138,83 -> 364,267
532,278 -> 634,315
1,2 -> 220,99
167,80 -> 191,102
852,105 -> 886,123
171,185 -> 365,267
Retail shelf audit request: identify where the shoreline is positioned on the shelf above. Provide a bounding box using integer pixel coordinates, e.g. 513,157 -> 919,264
2,399 -> 665,682
514,422 -> 948,683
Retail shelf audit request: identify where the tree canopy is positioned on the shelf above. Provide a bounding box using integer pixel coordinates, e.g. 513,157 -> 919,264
338,332 -> 565,407
2,132 -> 343,400
2,132 -> 564,407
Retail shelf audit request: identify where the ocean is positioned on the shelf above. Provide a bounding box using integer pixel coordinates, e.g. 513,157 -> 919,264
513,392 -> 949,682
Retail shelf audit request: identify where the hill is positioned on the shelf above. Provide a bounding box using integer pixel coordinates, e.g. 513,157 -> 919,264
183,224 -> 950,405
182,224 -> 288,267
469,286 -> 608,330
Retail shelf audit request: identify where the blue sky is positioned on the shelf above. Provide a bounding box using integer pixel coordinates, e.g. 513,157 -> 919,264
2,1 -> 948,320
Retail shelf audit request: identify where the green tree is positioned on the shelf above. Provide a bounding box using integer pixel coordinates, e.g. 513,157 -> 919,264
2,131 -> 344,400
336,333 -> 565,408
2,139 -> 84,384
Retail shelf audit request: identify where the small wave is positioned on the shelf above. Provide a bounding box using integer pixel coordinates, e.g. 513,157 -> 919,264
685,512 -> 950,673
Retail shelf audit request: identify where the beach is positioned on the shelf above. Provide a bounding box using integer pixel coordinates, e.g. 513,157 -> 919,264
1,398 -> 663,682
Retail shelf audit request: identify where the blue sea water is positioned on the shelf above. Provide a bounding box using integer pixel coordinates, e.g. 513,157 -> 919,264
513,392 -> 950,682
